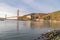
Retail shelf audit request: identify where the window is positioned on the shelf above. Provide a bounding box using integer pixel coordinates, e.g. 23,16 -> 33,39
36,17 -> 39,19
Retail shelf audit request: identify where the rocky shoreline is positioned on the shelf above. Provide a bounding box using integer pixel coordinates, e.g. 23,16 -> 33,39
33,30 -> 60,40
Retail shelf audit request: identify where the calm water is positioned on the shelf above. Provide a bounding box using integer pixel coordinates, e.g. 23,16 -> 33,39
0,20 -> 60,40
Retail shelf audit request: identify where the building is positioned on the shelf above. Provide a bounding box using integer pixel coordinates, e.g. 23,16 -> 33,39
18,14 -> 31,21
31,13 -> 47,21
18,13 -> 47,21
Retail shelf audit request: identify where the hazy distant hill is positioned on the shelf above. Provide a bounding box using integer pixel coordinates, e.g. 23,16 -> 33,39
48,10 -> 60,21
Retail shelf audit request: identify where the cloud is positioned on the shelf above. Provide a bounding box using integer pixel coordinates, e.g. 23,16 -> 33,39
21,0 -> 60,13
0,0 -> 60,18
0,3 -> 16,17
0,3 -> 29,18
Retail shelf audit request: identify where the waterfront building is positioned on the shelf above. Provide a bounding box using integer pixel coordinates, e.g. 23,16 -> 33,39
31,13 -> 47,21
18,13 -> 47,21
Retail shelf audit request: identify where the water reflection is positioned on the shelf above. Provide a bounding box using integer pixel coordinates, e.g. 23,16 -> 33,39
17,20 -> 19,32
17,21 -> 44,30
17,21 -> 50,29
25,21 -> 31,28
16,21 -> 52,33
16,20 -> 60,33
50,22 -> 60,30
31,21 -> 43,28
0,20 -> 60,40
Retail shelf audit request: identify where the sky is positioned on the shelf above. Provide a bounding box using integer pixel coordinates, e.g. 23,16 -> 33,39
0,0 -> 60,18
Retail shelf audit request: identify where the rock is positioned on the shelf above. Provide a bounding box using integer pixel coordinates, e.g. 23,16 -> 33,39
33,30 -> 60,40
37,37 -> 40,39
39,30 -> 60,40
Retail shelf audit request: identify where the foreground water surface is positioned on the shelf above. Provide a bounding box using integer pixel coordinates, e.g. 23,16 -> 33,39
0,20 -> 60,40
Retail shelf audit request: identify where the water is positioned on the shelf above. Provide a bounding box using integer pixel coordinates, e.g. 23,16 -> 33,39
0,20 -> 60,40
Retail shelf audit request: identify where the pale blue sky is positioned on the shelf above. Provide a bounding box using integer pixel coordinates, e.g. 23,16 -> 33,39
0,0 -> 60,17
